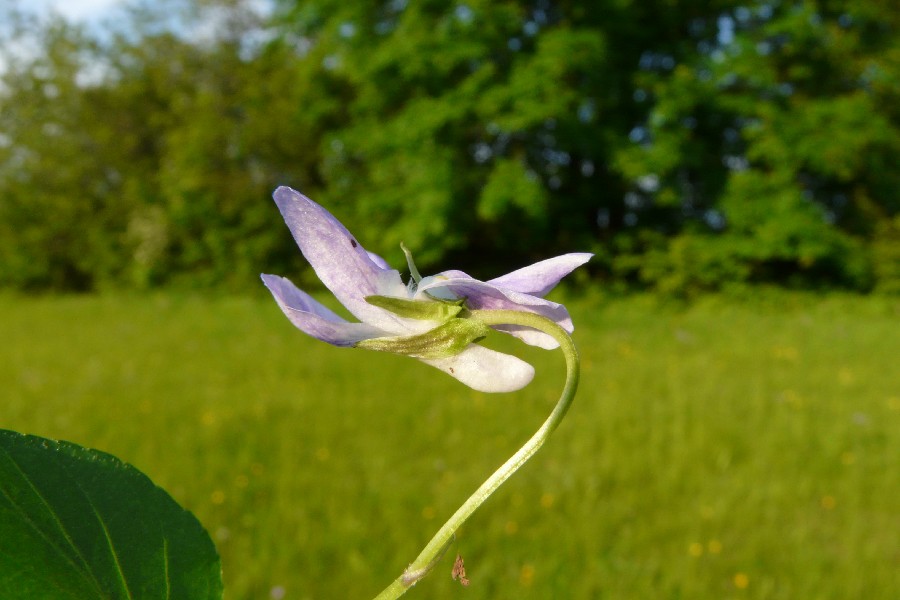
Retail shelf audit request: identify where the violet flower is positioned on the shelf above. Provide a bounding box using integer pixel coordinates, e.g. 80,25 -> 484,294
261,186 -> 591,393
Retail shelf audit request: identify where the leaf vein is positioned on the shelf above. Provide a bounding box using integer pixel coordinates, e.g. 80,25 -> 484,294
85,494 -> 134,600
0,445 -> 106,597
163,537 -> 171,600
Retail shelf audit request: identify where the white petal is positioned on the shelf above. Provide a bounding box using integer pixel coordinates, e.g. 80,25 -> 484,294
421,346 -> 535,393
489,325 -> 561,350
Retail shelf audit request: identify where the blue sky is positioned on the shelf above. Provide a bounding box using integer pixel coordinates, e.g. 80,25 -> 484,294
26,0 -> 122,23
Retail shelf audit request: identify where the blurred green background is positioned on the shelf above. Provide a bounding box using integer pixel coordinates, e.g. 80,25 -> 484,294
1,1 -> 899,598
1,0 -> 899,293
2,292 -> 898,598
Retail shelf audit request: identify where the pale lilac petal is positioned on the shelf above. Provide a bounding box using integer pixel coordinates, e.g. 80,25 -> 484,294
366,251 -> 391,270
272,187 -> 409,330
417,277 -> 573,349
262,274 -> 385,346
430,269 -> 472,280
487,253 -> 593,297
421,346 -> 535,393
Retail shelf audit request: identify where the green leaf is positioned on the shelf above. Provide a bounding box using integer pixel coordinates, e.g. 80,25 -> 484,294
0,430 -> 222,600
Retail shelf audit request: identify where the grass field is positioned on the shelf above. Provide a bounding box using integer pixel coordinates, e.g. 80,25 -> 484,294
1,290 -> 898,599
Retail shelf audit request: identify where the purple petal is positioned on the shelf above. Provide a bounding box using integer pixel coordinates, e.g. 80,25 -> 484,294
417,277 -> 573,349
422,346 -> 535,393
487,253 -> 593,297
262,274 -> 385,346
366,251 -> 391,270
272,187 -> 409,330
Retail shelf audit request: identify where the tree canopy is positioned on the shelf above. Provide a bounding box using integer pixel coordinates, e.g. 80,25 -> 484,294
1,0 -> 897,293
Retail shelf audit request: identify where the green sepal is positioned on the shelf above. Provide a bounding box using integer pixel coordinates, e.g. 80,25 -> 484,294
356,317 -> 491,359
365,295 -> 465,322
401,242 -> 423,284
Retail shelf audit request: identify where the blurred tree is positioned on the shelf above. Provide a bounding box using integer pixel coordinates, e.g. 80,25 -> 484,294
0,0 -> 338,289
0,8 -> 118,290
613,0 -> 900,292
0,0 -> 897,292
271,0 -> 741,278
100,0 -> 346,289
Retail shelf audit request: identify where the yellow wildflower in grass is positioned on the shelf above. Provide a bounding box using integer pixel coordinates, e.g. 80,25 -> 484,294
519,563 -> 535,587
780,389 -> 805,408
771,345 -> 799,361
539,492 -> 556,509
838,367 -> 855,386
688,542 -> 704,557
616,342 -> 635,358
733,572 -> 749,589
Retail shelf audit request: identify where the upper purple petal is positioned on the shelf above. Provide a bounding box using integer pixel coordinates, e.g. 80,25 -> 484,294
416,276 -> 573,349
272,187 -> 410,331
487,253 -> 593,297
262,274 -> 385,346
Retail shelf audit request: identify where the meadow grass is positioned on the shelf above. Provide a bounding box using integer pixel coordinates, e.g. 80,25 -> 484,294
1,291 -> 898,599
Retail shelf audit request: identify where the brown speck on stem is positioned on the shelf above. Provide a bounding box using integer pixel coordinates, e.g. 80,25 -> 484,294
451,554 -> 470,587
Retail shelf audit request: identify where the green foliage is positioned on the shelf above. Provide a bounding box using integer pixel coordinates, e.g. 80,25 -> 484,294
1,292 -> 897,597
0,0 -> 333,290
0,429 -> 222,599
871,216 -> 900,294
616,0 -> 900,293
0,0 -> 898,292
298,0 -> 612,268
0,13 -> 119,290
477,157 -> 548,222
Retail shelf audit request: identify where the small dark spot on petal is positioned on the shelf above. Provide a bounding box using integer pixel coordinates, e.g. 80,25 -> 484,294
449,367 -> 455,374
350,238 -> 358,248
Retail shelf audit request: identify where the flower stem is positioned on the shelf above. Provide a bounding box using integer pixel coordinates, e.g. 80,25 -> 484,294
373,310 -> 580,599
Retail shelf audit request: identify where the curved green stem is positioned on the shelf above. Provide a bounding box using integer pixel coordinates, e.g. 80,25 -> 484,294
373,310 -> 580,599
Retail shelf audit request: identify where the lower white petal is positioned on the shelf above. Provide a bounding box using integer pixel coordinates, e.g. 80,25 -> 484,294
421,345 -> 535,393
490,325 -> 559,350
